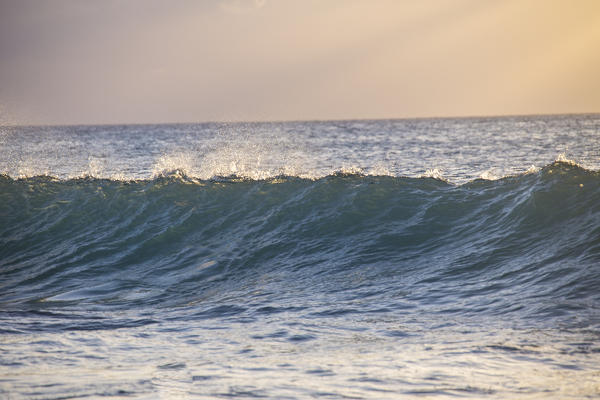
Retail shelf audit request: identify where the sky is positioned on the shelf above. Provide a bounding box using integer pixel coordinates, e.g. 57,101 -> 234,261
1,0 -> 599,125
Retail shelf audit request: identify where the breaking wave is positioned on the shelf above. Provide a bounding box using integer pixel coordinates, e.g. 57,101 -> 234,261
1,161 -> 598,331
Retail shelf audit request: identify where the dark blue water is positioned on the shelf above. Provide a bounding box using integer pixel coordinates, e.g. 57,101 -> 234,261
1,115 -> 599,398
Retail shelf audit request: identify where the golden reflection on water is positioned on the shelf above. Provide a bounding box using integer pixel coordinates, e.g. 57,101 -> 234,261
2,322 -> 599,399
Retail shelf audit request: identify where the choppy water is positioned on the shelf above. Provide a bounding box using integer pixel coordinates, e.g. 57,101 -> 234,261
1,115 -> 599,399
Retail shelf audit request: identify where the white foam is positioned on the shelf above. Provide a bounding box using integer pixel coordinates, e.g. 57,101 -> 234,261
555,152 -> 579,166
367,164 -> 394,177
524,165 -> 539,174
479,169 -> 500,181
421,168 -> 444,180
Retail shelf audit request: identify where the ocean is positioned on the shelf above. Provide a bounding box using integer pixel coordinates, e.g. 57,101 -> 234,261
1,114 -> 599,399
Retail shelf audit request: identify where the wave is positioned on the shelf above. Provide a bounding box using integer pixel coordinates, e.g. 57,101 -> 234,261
1,161 -> 599,327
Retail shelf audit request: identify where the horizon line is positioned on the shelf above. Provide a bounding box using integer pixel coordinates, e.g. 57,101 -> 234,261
2,111 -> 599,128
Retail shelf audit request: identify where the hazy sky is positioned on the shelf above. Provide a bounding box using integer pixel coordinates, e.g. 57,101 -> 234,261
1,0 -> 599,124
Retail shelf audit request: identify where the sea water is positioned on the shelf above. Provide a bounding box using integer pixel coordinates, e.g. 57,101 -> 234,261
1,115 -> 599,398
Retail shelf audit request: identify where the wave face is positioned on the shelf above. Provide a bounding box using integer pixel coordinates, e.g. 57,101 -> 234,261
1,162 -> 599,325
1,117 -> 600,399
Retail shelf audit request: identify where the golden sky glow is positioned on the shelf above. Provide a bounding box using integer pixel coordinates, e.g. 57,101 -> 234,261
1,0 -> 599,124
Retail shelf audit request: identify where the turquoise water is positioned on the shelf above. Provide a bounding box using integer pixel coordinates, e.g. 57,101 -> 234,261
1,115 -> 599,398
